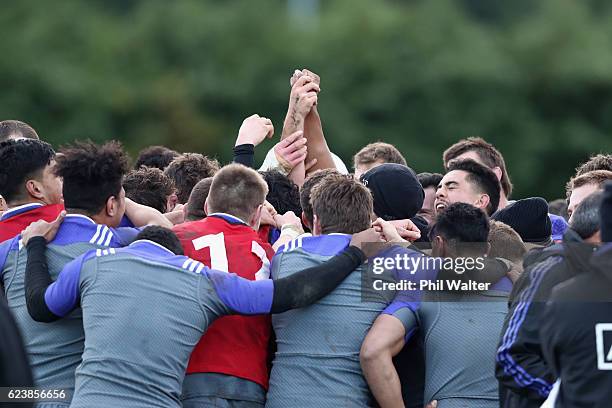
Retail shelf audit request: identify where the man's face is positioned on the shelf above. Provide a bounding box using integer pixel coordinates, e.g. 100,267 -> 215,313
39,161 -> 63,205
435,170 -> 484,214
107,187 -> 127,228
418,186 -> 437,223
568,183 -> 600,220
354,160 -> 384,180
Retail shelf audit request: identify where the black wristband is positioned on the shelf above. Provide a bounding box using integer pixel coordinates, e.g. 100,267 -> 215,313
270,246 -> 366,313
233,144 -> 255,168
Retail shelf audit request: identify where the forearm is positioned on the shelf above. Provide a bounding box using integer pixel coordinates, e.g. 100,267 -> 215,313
270,245 -> 365,313
25,237 -> 60,322
233,144 -> 255,168
303,107 -> 335,171
125,198 -> 173,228
361,352 -> 405,408
281,112 -> 306,186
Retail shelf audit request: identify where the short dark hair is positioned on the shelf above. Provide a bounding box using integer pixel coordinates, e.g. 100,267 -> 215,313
134,145 -> 180,170
417,172 -> 443,190
570,191 -> 604,240
0,139 -> 55,203
0,120 -> 39,142
185,177 -> 213,222
164,153 -> 219,203
135,226 -> 184,255
310,175 -> 373,234
488,220 -> 526,262
260,170 -> 302,216
447,159 -> 501,216
55,141 -> 129,213
208,164 -> 268,222
353,142 -> 406,168
300,169 -> 342,226
575,154 -> 612,176
430,203 -> 490,253
123,167 -> 175,213
443,137 -> 512,198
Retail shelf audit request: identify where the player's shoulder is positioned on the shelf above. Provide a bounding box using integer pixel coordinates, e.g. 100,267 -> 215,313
277,233 -> 351,257
172,218 -> 208,238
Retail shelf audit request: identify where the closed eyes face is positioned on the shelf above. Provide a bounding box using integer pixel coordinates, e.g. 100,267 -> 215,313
435,170 -> 481,214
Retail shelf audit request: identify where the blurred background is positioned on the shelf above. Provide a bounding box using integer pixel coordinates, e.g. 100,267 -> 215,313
1,0 -> 611,200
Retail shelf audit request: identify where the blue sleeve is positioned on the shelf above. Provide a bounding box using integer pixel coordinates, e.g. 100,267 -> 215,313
0,238 -> 17,277
383,300 -> 419,341
43,254 -> 88,317
205,268 -> 274,315
118,215 -> 135,228
113,227 -> 142,246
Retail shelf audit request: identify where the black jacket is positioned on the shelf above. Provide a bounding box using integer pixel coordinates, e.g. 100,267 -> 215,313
496,230 -> 597,408
539,243 -> 612,407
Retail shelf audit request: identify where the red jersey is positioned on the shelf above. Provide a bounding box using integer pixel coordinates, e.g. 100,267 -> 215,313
173,213 -> 275,389
0,203 -> 64,243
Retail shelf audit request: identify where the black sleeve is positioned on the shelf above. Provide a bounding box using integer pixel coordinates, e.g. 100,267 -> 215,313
270,246 -> 366,313
233,144 -> 255,168
24,237 -> 61,322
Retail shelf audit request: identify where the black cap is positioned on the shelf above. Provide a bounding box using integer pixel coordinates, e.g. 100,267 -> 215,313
492,197 -> 552,243
602,181 -> 612,242
360,163 -> 424,221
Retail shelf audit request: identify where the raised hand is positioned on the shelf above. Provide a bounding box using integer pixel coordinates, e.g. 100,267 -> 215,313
235,114 -> 274,147
274,131 -> 308,174
21,211 -> 66,245
372,218 -> 406,243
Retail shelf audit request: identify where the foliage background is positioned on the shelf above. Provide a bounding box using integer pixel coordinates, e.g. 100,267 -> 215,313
1,0 -> 612,199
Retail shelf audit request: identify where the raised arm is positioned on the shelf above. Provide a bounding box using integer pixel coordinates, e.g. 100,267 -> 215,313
292,69 -> 336,172
124,198 -> 173,228
233,114 -> 275,168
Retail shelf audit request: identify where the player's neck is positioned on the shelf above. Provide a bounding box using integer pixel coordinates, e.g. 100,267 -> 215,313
7,197 -> 46,209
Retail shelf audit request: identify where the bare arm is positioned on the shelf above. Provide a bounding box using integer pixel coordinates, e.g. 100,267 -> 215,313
360,314 -> 407,408
124,198 -> 173,228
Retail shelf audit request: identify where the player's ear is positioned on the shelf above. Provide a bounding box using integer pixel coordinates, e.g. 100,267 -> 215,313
301,212 -> 311,231
106,195 -> 118,217
475,194 -> 490,212
312,214 -> 322,235
250,204 -> 263,229
25,179 -> 44,201
203,198 -> 209,216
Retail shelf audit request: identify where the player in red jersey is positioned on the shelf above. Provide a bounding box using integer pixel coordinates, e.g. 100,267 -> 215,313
0,139 -> 63,243
174,163 -> 302,408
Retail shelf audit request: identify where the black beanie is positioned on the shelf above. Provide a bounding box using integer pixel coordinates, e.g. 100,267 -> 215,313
602,181 -> 612,242
360,163 -> 424,221
492,197 -> 552,243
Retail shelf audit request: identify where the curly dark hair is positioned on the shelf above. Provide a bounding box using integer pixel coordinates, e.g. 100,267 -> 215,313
123,167 -> 175,213
135,226 -> 184,255
0,139 -> 55,203
55,140 -> 129,213
164,153 -> 220,203
134,145 -> 180,170
575,154 -> 612,176
447,159 -> 501,216
260,170 -> 302,216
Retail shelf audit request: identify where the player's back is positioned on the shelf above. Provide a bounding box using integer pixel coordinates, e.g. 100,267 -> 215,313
0,214 -> 133,407
70,242 -> 228,408
174,214 -> 274,402
266,234 -> 391,408
418,288 -> 509,408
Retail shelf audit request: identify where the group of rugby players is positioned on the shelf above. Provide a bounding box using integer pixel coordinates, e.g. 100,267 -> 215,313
0,69 -> 611,408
